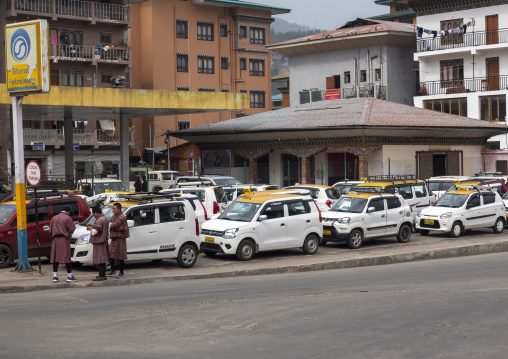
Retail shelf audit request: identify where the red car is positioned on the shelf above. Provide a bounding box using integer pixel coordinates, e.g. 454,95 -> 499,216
0,194 -> 90,268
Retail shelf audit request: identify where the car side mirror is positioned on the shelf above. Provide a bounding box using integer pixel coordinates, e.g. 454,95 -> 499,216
127,220 -> 134,228
258,214 -> 268,221
367,207 -> 376,213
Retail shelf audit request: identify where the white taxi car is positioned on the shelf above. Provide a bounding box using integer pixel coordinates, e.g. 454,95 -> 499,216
71,193 -> 201,268
416,189 -> 505,238
284,185 -> 341,211
322,192 -> 413,249
199,191 -> 322,261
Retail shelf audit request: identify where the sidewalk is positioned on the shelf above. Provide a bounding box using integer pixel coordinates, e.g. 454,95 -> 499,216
1,230 -> 508,294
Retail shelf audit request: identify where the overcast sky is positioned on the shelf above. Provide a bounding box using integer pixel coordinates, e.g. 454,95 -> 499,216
254,0 -> 388,30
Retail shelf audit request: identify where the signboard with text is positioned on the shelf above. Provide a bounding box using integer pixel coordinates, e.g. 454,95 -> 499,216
5,20 -> 49,93
325,89 -> 341,100
26,160 -> 41,187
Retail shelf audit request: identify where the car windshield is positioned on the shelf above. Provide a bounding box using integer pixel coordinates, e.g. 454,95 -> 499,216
427,181 -> 441,192
434,193 -> 468,208
330,197 -> 367,213
81,182 -> 125,196
213,178 -> 241,186
326,188 -> 341,199
219,201 -> 261,222
80,205 -> 126,225
335,185 -> 354,195
0,205 -> 15,225
161,173 -> 174,180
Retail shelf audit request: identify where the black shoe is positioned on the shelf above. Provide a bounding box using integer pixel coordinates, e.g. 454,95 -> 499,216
67,276 -> 78,283
53,277 -> 58,283
116,272 -> 124,279
106,271 -> 116,277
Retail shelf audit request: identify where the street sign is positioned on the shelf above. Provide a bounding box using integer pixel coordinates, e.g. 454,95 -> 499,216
5,20 -> 49,93
325,89 -> 341,100
32,141 -> 44,151
26,160 -> 41,187
73,143 -> 79,151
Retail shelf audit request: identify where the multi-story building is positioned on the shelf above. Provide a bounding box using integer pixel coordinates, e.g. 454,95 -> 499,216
372,0 -> 416,24
412,0 -> 508,173
268,18 -> 416,108
0,0 -> 132,178
129,0 -> 289,173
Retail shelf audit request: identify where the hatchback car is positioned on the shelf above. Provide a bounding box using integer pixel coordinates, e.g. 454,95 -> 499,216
322,192 -> 413,249
199,191 -> 322,261
0,193 -> 90,268
426,176 -> 470,199
284,185 -> 340,211
416,189 -> 505,238
161,185 -> 227,216
71,193 -> 201,268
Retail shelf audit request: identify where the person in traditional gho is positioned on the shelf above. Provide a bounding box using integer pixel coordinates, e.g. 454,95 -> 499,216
107,202 -> 129,279
49,206 -> 77,283
88,206 -> 109,281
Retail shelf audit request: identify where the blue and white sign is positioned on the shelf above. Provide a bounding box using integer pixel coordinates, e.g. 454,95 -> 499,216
32,142 -> 45,151
73,143 -> 79,151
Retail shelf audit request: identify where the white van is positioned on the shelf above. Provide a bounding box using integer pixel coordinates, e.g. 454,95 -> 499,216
129,170 -> 180,192
76,179 -> 126,198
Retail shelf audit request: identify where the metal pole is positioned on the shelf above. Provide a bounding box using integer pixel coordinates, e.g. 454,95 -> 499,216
91,164 -> 94,196
12,95 -> 32,271
321,161 -> 323,185
146,165 -> 149,192
34,187 -> 41,274
354,159 -> 357,180
244,161 -> 247,183
388,158 -> 391,176
167,132 -> 170,171
483,157 -> 486,172
287,161 -> 290,187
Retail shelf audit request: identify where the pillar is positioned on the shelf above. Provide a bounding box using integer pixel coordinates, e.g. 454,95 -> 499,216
342,145 -> 381,180
301,157 -> 310,184
359,157 -> 369,179
235,148 -> 272,184
249,158 -> 258,184
284,147 -> 326,184
64,117 -> 73,182
120,114 -> 130,190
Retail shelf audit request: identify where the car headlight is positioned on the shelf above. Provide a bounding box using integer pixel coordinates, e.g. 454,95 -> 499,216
417,211 -> 423,217
75,233 -> 90,245
223,228 -> 239,239
440,212 -> 452,219
338,217 -> 350,224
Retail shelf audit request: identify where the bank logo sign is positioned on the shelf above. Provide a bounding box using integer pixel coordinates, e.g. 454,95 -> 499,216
5,20 -> 49,93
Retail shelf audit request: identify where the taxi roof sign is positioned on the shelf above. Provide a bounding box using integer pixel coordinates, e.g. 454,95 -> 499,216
5,20 -> 49,94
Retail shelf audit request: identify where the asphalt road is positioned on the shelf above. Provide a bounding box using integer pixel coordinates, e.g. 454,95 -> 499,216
2,252 -> 508,359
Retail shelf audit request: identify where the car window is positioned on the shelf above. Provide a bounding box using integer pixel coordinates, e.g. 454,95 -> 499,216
260,203 -> 285,219
335,185 -> 353,195
467,195 -> 481,208
368,198 -> 385,212
159,204 -> 185,223
52,202 -> 79,217
482,194 -> 496,205
326,188 -> 340,199
442,181 -> 455,191
183,190 -> 205,202
413,184 -> 427,198
224,189 -> 236,202
386,197 -> 401,209
214,187 -> 226,202
212,178 -> 241,186
427,181 -> 441,192
398,186 -> 413,199
288,201 -> 311,216
26,206 -> 49,223
0,205 -> 16,225
126,206 -> 155,226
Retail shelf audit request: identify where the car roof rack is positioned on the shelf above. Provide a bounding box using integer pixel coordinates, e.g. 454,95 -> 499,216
177,181 -> 214,188
117,193 -> 182,203
365,174 -> 418,184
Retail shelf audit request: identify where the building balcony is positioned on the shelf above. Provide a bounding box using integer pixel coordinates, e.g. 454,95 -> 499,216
299,84 -> 386,104
416,29 -> 508,55
23,129 -> 134,149
6,0 -> 130,25
50,44 -> 131,66
417,76 -> 508,97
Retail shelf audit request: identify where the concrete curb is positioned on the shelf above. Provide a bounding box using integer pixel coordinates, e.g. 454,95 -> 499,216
2,241 -> 508,294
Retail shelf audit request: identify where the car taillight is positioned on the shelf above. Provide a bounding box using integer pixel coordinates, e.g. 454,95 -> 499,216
195,218 -> 200,236
326,200 -> 332,208
313,201 -> 322,222
213,201 -> 220,214
199,200 -> 208,220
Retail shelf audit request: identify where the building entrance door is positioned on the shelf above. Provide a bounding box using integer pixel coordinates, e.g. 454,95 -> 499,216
433,154 -> 446,176
487,15 -> 498,45
327,153 -> 359,184
487,58 -> 500,91
282,154 -> 299,187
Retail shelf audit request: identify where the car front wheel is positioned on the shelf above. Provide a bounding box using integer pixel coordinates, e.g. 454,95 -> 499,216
450,221 -> 462,238
302,234 -> 319,255
236,240 -> 255,261
493,218 -> 505,234
397,224 -> 412,243
347,229 -> 363,249
177,244 -> 198,268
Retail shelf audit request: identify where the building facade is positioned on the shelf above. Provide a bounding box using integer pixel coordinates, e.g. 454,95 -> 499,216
268,19 -> 417,109
412,0 -> 508,172
129,0 -> 289,173
372,0 -> 416,24
0,0 -> 132,179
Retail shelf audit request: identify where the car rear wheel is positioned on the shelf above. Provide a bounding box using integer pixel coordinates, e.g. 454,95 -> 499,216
347,229 -> 363,249
397,224 -> 412,243
450,221 -> 462,238
493,218 -> 505,234
0,244 -> 13,268
236,240 -> 255,261
177,244 -> 198,268
302,234 -> 319,255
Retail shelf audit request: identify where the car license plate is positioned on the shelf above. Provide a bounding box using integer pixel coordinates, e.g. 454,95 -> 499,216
205,236 -> 214,243
424,219 -> 434,225
323,230 -> 331,236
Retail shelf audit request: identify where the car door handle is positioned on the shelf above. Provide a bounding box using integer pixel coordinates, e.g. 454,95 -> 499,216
43,226 -> 49,231
399,211 -> 403,215
281,223 -> 286,226
381,214 -> 385,218
306,220 -> 310,223
179,226 -> 184,229
149,230 -> 157,233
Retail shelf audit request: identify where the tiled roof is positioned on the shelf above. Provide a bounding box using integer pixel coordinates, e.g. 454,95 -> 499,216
199,0 -> 290,15
269,18 -> 415,48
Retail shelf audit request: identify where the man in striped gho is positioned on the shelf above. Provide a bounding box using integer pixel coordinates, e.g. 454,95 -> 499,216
49,206 -> 77,283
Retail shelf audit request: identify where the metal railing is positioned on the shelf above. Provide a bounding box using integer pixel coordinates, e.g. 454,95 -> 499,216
417,28 -> 508,52
299,85 -> 387,104
99,47 -> 130,62
417,76 -> 508,96
23,129 -> 128,145
9,0 -> 129,22
50,44 -> 130,62
97,130 -> 120,143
